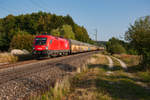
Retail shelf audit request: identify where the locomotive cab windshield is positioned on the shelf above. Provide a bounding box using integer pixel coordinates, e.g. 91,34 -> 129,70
35,37 -> 47,45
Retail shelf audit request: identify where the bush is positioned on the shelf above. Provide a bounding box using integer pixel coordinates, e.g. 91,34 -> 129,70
107,42 -> 126,54
10,33 -> 35,52
111,43 -> 126,54
128,49 -> 138,55
106,37 -> 126,54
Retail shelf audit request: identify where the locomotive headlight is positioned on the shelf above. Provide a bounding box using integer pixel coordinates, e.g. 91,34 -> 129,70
46,46 -> 48,50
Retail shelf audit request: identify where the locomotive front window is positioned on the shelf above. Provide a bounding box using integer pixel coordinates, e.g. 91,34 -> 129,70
35,37 -> 47,45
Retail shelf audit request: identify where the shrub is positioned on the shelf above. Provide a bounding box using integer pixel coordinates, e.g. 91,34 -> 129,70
10,33 -> 35,52
106,37 -> 126,54
111,43 -> 126,54
128,49 -> 138,55
107,43 -> 126,54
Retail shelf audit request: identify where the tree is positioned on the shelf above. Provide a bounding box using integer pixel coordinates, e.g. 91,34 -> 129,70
0,11 -> 92,51
10,32 -> 34,52
64,15 -> 75,26
125,16 -> 150,68
60,25 -> 75,39
111,43 -> 126,54
0,32 -> 10,51
51,28 -> 60,37
73,24 -> 91,42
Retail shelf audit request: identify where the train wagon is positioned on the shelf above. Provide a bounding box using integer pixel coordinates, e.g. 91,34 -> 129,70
32,34 -> 99,57
70,39 -> 97,53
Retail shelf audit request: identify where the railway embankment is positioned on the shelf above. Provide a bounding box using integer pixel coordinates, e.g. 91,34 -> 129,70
0,51 -> 97,100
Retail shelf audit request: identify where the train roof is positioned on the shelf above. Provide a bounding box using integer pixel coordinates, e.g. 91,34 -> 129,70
36,34 -> 98,47
36,35 -> 67,41
70,39 -> 97,47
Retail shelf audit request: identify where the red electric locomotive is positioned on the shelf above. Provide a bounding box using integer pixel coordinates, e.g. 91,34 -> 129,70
32,34 -> 70,57
32,33 -> 101,57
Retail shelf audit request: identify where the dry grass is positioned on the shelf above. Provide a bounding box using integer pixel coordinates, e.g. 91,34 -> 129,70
65,54 -> 114,100
0,52 -> 34,64
0,52 -> 18,63
66,53 -> 150,100
91,54 -> 108,65
113,54 -> 140,66
66,68 -> 112,100
31,77 -> 70,100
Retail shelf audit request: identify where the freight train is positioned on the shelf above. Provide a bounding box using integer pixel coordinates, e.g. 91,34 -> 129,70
32,34 -> 102,57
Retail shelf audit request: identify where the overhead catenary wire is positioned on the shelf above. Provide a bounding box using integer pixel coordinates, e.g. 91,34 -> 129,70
0,6 -> 14,15
0,0 -> 9,14
29,0 -> 47,11
0,1 -> 22,17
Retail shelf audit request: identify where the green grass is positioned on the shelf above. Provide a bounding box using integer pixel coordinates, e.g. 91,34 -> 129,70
96,70 -> 150,100
136,71 -> 150,82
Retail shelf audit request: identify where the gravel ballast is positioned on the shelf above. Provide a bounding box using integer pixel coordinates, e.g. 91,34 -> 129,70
0,52 -> 96,100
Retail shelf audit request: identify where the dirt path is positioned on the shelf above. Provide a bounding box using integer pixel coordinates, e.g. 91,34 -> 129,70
106,56 -> 113,68
111,56 -> 127,69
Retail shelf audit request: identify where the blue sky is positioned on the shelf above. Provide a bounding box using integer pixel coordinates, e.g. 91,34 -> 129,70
0,0 -> 150,41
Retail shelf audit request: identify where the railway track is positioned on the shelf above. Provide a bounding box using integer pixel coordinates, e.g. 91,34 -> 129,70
0,52 -> 89,70
0,59 -> 45,70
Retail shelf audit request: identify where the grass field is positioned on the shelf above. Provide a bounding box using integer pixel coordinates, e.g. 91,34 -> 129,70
65,53 -> 150,100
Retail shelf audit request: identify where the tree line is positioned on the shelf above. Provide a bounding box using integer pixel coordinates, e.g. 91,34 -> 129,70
0,11 -> 93,51
106,16 -> 150,69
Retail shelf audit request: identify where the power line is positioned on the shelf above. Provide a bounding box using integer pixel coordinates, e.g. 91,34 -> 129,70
40,0 -> 51,12
0,1 -> 20,16
29,0 -> 47,11
0,6 -> 13,14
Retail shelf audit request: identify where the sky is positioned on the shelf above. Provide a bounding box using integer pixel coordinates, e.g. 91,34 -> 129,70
0,0 -> 150,41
